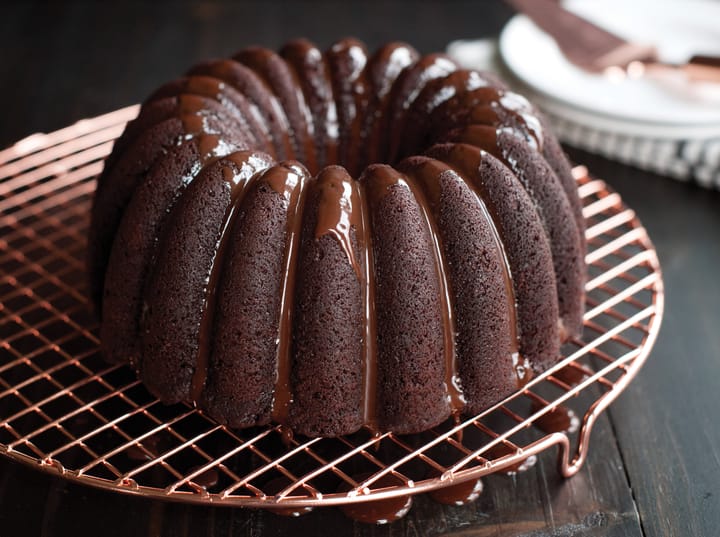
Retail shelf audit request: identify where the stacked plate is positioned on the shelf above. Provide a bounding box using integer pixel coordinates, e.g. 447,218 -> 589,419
448,0 -> 720,189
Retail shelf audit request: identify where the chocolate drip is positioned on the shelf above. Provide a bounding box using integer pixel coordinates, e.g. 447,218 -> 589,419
269,162 -> 309,424
312,166 -> 364,278
401,173 -> 463,415
190,151 -> 275,404
357,179 -> 378,433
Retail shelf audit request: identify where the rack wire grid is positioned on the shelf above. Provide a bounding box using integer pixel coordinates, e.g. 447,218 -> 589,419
0,105 -> 663,512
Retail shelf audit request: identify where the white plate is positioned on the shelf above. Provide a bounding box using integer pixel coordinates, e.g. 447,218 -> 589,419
499,0 -> 720,134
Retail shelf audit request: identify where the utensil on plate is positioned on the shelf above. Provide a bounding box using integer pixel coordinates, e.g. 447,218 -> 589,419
505,0 -> 720,82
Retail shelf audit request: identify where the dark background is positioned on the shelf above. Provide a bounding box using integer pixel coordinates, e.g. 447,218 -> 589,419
1,1 -> 719,536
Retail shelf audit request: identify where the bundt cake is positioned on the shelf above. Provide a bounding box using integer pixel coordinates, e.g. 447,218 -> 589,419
88,39 -> 586,438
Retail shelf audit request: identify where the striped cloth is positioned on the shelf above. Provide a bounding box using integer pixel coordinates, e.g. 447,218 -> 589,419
447,38 -> 720,190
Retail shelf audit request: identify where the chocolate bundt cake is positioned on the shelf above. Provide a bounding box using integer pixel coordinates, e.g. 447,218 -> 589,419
88,39 -> 586,438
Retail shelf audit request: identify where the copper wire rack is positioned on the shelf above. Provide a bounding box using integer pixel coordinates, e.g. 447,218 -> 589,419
0,106 -> 663,514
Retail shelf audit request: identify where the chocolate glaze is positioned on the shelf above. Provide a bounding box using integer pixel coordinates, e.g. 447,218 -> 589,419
385,53 -> 458,163
429,476 -> 483,506
326,38 -> 369,176
235,48 -> 316,171
312,166 -> 364,277
268,162 -> 310,424
426,86 -> 544,152
188,58 -> 293,160
107,93 -> 239,167
397,70 -> 492,160
147,75 -> 275,151
362,42 -> 419,168
95,39 -> 586,438
281,39 -> 339,170
357,178 -> 379,432
338,473 -> 413,524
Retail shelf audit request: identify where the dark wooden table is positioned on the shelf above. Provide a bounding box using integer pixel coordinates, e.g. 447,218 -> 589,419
1,2 -> 718,536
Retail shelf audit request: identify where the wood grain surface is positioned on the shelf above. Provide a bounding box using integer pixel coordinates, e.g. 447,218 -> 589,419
1,1 -> 719,536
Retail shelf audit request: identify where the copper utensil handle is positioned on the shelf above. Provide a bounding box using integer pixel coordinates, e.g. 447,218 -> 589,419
684,55 -> 720,83
646,55 -> 720,83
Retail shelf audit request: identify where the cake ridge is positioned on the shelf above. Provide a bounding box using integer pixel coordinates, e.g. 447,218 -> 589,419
427,142 -> 560,372
235,47 -> 316,169
397,154 -> 522,411
441,124 -> 584,339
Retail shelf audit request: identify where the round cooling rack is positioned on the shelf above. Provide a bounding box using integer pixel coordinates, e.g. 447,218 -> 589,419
0,106 -> 663,520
